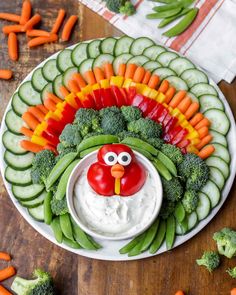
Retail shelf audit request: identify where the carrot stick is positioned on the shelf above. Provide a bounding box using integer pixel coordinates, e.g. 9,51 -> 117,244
72,73 -> 87,88
0,252 -> 11,261
148,75 -> 160,89
61,15 -> 78,41
164,86 -> 176,103
124,64 -> 137,79
26,29 -> 50,37
0,285 -> 12,295
231,288 -> 236,295
20,0 -> 31,25
38,104 -> 48,114
20,126 -> 33,137
28,33 -> 58,48
44,98 -> 57,112
198,145 -> 215,159
0,69 -> 13,80
28,106 -> 45,122
0,13 -> 21,22
198,126 -> 209,139
84,70 -> 96,85
47,93 -> 62,104
133,66 -> 146,83
184,102 -> 199,120
60,86 -> 70,97
51,9 -> 66,34
0,266 -> 16,282
22,112 -> 40,130
169,90 -> 186,108
175,291 -> 185,295
196,134 -> 213,150
22,13 -> 41,31
177,96 -> 191,113
94,67 -> 105,82
104,63 -> 114,79
2,25 -> 23,34
68,79 -> 80,93
189,112 -> 204,126
118,63 -> 126,76
142,70 -> 151,85
20,140 -> 43,153
8,32 -> 18,61
195,118 -> 210,130
158,80 -> 169,93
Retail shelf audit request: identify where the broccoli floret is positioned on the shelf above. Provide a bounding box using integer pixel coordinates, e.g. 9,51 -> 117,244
106,0 -> 125,13
127,118 -> 162,139
74,108 -> 100,137
11,268 -> 54,295
196,251 -> 220,272
178,153 -> 210,191
51,196 -> 69,216
120,106 -> 142,122
31,150 -> 55,185
213,228 -> 236,258
99,106 -> 121,116
159,200 -> 176,220
59,124 -> 82,147
182,190 -> 199,214
55,146 -> 77,163
100,108 -> 126,135
161,144 -> 184,165
161,177 -> 183,202
117,131 -> 140,141
120,1 -> 136,16
146,138 -> 164,150
227,266 -> 236,279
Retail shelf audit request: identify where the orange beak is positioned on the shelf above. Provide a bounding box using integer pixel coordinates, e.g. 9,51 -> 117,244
111,164 -> 125,179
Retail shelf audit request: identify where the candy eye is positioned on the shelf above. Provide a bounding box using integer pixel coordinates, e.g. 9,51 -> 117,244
104,152 -> 118,166
118,152 -> 132,166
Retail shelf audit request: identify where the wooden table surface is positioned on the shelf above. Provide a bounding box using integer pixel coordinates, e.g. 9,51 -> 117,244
0,1 -> 236,294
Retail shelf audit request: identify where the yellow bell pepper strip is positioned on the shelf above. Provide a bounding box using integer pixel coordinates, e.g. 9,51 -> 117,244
110,76 -> 124,87
34,121 -> 48,136
65,93 -> 78,109
44,111 -> 60,121
123,78 -> 133,88
99,79 -> 110,89
31,134 -> 49,146
148,89 -> 159,99
156,92 -> 166,103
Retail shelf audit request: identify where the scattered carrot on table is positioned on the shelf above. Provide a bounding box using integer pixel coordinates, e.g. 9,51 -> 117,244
8,32 -> 18,61
0,253 -> 11,262
2,25 -> 23,34
0,13 -> 20,22
51,9 -> 66,34
0,266 -> 16,282
61,15 -> 78,41
26,29 -> 50,37
28,33 -> 58,48
231,288 -> 236,295
0,70 -> 13,80
20,0 -> 31,25
0,285 -> 12,295
175,291 -> 185,295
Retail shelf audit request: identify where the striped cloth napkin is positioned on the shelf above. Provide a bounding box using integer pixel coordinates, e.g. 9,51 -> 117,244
79,0 -> 236,84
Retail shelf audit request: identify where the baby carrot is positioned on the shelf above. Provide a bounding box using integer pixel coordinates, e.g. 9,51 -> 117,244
142,70 -> 151,85
68,79 -> 80,93
133,66 -> 146,83
72,73 -> 87,88
196,134 -> 213,150
189,112 -> 203,126
231,288 -> 236,295
184,101 -> 199,120
0,70 -> 13,80
20,126 -> 33,137
26,29 -> 50,37
124,64 -> 137,79
20,140 -> 43,153
177,96 -> 191,113
175,291 -> 185,295
28,33 -> 58,48
0,13 -> 20,22
22,13 -> 41,31
0,266 -> 16,282
198,126 -> 209,139
8,32 -> 18,61
37,104 -> 48,114
0,252 -> 11,261
158,80 -> 169,93
61,15 -> 78,41
0,285 -> 12,295
148,75 -> 160,89
198,145 -> 215,159
20,0 -> 31,25
84,70 -> 96,85
164,86 -> 176,103
169,90 -> 186,108
46,93 -> 62,104
60,86 -> 70,97
104,63 -> 114,79
51,9 -> 66,34
44,98 -> 57,112
28,106 -> 45,122
94,67 -> 105,82
195,118 -> 210,130
2,25 -> 23,34
118,63 -> 126,76
22,112 -> 40,130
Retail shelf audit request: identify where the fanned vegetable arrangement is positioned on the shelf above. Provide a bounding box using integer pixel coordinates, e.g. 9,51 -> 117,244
1,36 -> 231,257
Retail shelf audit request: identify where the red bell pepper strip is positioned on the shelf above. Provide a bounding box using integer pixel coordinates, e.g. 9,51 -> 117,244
131,93 -> 144,107
157,107 -> 168,123
42,130 -> 59,146
47,118 -> 66,133
139,97 -> 157,117
181,147 -> 187,154
162,113 -> 172,128
146,103 -> 162,121
177,139 -> 190,149
100,88 -> 116,107
171,128 -> 188,145
92,89 -> 103,110
164,116 -> 178,133
127,87 -> 137,105
164,125 -> 183,142
111,86 -> 126,107
120,88 -> 128,105
74,96 -> 83,109
80,94 -> 96,109
43,144 -> 58,155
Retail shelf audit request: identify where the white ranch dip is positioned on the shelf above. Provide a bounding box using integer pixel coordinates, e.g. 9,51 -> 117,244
73,168 -> 159,238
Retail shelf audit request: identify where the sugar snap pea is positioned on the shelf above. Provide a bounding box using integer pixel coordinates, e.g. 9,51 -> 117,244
128,232 -> 147,257
174,201 -> 186,223
157,151 -> 177,176
119,232 -> 146,254
55,159 -> 80,200
150,0 -> 174,3
79,145 -> 103,158
152,158 -> 172,181
176,216 -> 188,235
121,137 -> 158,156
63,237 -> 82,249
158,8 -> 191,28
140,218 -> 160,252
86,236 -> 102,249
149,219 -> 166,254
153,0 -> 194,12
166,215 -> 176,250
77,135 -> 119,153
51,217 -> 63,243
126,145 -> 154,161
147,7 -> 182,19
44,191 -> 53,225
163,8 -> 199,37
60,213 -> 74,241
46,152 -> 78,190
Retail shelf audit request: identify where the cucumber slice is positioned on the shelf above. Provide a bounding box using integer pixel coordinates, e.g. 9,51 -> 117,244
93,54 -> 114,69
31,68 -> 48,92
201,179 -> 221,208
127,55 -> 150,66
11,92 -> 28,116
181,69 -> 208,88
57,49 -> 74,72
204,109 -> 230,135
209,166 -> 225,190
5,110 -> 26,135
157,51 -> 178,67
41,83 -> 53,103
5,166 -> 31,186
4,151 -> 34,170
196,192 -> 211,221
28,204 -> 44,222
87,40 -> 101,58
100,37 -> 117,55
143,45 -> 166,61
19,81 -> 41,105
205,156 -> 229,179
53,74 -> 64,99
169,57 -> 195,76
62,67 -> 78,88
165,76 -> 188,91
113,53 -> 133,75
187,211 -> 198,231
114,36 -> 134,56
130,37 -> 154,56
190,83 -> 218,97
199,94 -> 224,113
152,67 -> 176,81
209,143 -> 230,163
210,130 -> 227,147
187,92 -> 198,103
20,191 -> 46,208
72,42 -> 88,67
42,60 -> 60,82
79,58 -> 94,76
143,61 -> 162,72
12,184 -> 44,201
3,131 -> 27,155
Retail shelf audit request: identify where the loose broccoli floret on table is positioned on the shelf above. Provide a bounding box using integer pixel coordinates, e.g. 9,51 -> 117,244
119,1 -> 136,16
11,268 -> 54,295
161,144 -> 184,165
161,177 -> 183,202
196,251 -> 220,272
59,124 -> 82,147
182,190 -> 199,214
127,118 -> 162,139
159,200 -> 176,220
146,137 -> 164,150
100,107 -> 126,135
31,150 -> 55,185
51,196 -> 69,216
120,106 -> 142,122
118,130 -> 140,141
74,108 -> 100,137
177,153 -> 210,191
227,266 -> 236,279
213,228 -> 236,258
